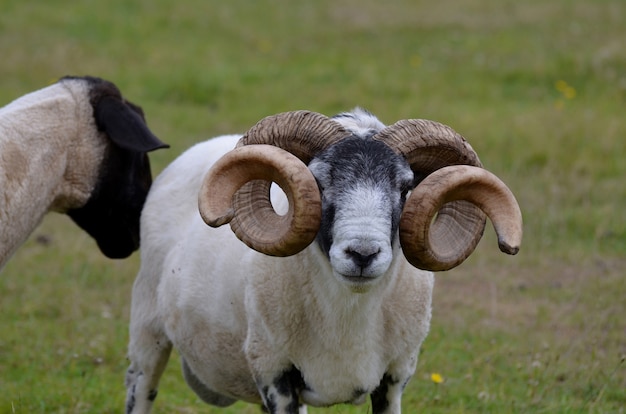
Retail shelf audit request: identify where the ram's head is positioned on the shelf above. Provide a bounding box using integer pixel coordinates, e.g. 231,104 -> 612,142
198,110 -> 522,273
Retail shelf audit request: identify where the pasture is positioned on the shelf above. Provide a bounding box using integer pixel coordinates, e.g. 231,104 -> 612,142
0,0 -> 624,412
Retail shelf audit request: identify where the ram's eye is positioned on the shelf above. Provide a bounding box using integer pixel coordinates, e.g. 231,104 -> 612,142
400,180 -> 412,200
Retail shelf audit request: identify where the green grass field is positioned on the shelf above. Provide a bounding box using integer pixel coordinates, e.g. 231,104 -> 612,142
1,0 -> 624,412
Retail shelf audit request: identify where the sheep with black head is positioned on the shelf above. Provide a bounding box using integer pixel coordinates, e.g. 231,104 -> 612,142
0,75 -> 168,270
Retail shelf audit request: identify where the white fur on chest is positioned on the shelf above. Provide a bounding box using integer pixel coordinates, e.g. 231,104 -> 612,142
243,258 -> 404,406
293,324 -> 388,406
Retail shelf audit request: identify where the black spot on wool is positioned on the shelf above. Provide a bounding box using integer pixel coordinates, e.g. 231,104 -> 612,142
371,373 -> 399,413
147,389 -> 158,401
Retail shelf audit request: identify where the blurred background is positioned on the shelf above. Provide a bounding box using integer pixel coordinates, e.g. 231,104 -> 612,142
0,0 -> 624,412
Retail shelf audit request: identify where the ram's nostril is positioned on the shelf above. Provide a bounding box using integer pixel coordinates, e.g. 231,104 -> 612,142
345,248 -> 379,268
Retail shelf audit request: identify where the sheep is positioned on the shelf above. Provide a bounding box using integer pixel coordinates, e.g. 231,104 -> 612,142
125,109 -> 523,414
0,75 -> 168,270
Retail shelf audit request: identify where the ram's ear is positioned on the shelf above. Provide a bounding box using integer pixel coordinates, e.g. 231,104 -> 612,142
94,96 -> 169,152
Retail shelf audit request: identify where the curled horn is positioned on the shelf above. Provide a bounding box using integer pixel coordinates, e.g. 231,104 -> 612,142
374,119 -> 522,271
198,111 -> 349,256
400,165 -> 523,271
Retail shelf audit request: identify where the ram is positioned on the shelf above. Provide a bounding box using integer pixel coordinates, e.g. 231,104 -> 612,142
125,109 -> 522,413
0,76 -> 168,270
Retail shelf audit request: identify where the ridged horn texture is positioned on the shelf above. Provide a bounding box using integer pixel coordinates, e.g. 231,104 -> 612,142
400,165 -> 523,271
236,110 -> 349,164
198,111 -> 349,256
374,119 -> 515,271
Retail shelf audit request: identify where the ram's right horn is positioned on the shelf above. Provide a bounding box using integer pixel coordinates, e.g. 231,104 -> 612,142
399,165 -> 523,271
198,111 -> 349,256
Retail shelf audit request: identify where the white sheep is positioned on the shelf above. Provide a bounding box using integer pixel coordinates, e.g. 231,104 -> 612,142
125,109 -> 522,413
0,76 -> 168,270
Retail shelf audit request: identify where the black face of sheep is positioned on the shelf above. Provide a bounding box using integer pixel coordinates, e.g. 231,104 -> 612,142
67,146 -> 154,259
65,76 -> 168,259
309,136 -> 415,280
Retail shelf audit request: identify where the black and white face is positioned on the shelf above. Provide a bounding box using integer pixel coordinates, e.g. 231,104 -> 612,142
308,137 -> 414,289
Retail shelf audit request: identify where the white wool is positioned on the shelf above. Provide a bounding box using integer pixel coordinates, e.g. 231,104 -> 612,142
126,129 -> 434,413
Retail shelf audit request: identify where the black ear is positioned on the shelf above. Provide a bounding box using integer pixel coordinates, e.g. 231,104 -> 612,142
94,96 -> 169,152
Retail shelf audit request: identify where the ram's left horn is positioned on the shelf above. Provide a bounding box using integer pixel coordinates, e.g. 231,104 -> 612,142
198,145 -> 322,256
399,165 -> 523,271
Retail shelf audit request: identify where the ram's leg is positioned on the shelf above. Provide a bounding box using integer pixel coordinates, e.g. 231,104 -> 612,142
260,402 -> 307,414
370,373 -> 411,414
257,366 -> 307,414
125,271 -> 172,414
261,405 -> 308,414
125,327 -> 172,414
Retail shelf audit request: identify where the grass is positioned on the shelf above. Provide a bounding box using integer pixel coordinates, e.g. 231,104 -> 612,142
0,0 -> 624,412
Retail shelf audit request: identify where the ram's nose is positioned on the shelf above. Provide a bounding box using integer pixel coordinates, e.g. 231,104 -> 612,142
345,248 -> 380,270
330,237 -> 394,282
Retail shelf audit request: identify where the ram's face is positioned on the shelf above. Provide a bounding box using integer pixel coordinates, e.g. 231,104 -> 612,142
309,137 -> 414,288
198,109 -> 522,274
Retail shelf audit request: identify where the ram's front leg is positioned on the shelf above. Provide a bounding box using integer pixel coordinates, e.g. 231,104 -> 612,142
370,372 -> 412,414
125,341 -> 172,413
125,302 -> 173,414
256,366 -> 307,414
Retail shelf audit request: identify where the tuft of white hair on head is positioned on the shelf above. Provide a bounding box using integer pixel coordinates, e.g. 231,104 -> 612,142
331,107 -> 386,138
